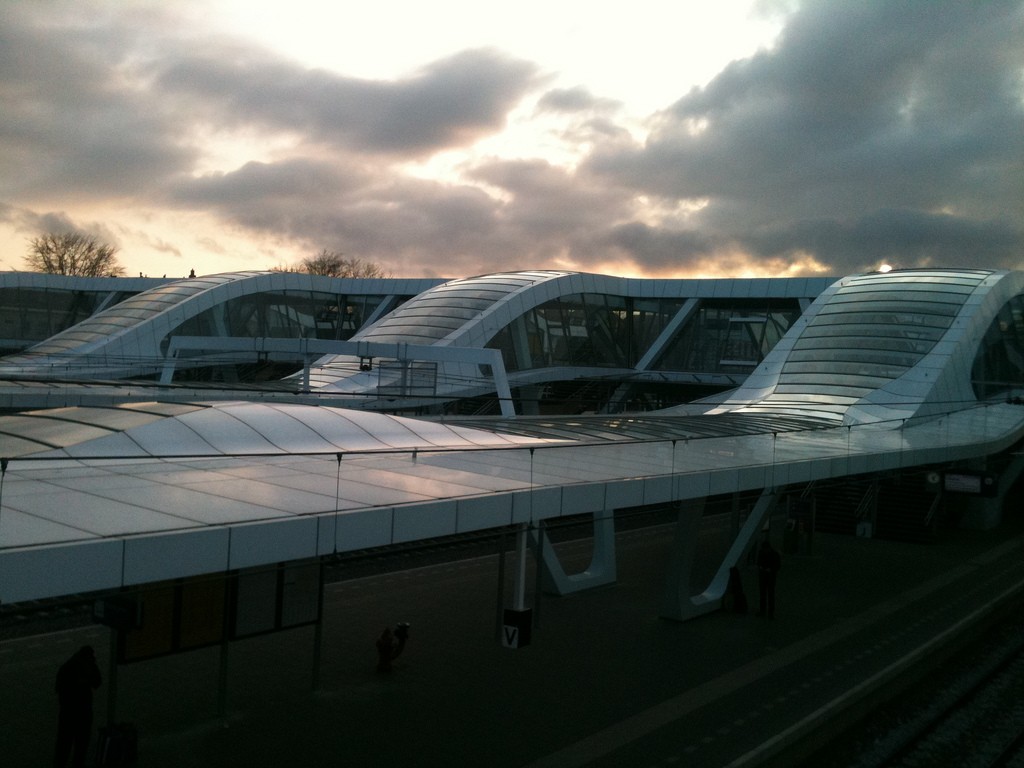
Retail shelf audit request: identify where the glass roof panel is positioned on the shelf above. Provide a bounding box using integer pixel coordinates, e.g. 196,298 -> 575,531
11,489 -> 200,535
816,300 -> 961,317
774,383 -> 875,396
175,408 -> 283,454
795,325 -> 947,342
118,402 -> 208,417
0,434 -> 57,456
786,349 -> 923,367
261,405 -> 381,448
226,404 -> 339,452
19,275 -> 255,356
847,269 -> 990,286
27,406 -> 167,431
444,411 -> 834,443
357,271 -> 570,344
123,418 -> 223,456
808,312 -> 953,328
761,269 -> 988,412
327,410 -> 431,449
48,432 -> 149,458
792,333 -> 939,351
0,414 -> 115,447
98,483 -> 283,525
782,360 -> 909,378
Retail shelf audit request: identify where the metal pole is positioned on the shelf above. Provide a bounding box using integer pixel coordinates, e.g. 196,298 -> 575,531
218,577 -> 232,720
513,523 -> 528,611
533,520 -> 544,628
495,529 -> 507,643
106,628 -> 120,725
0,457 -> 7,535
311,561 -> 325,692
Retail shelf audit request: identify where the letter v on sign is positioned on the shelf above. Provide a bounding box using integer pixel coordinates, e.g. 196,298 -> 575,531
502,624 -> 519,648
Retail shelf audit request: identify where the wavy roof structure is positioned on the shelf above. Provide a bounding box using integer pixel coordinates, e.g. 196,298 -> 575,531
711,269 -> 1024,425
3,268 -> 1024,605
0,271 -> 442,379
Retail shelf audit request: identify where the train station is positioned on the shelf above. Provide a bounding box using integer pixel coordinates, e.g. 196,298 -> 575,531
3,266 -> 1024,765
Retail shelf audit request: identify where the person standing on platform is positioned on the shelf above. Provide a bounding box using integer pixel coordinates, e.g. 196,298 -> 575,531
53,645 -> 101,768
725,566 -> 749,614
756,539 -> 782,619
375,623 -> 410,673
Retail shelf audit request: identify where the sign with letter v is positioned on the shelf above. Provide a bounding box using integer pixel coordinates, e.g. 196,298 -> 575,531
502,608 -> 532,649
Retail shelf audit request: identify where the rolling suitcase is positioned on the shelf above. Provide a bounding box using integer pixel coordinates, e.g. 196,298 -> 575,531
94,722 -> 138,767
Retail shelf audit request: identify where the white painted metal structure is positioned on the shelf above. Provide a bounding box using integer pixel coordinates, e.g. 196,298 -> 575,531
0,271 -> 442,380
297,270 -> 834,408
1,269 -> 1024,618
0,272 -> 169,354
0,269 -> 833,414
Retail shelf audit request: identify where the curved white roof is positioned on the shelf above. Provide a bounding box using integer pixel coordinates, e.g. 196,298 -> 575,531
355,270 -> 831,350
0,272 -> 443,379
4,267 -> 1024,604
710,269 -> 1024,424
353,271 -> 575,345
1,401 -> 551,460
3,396 -> 1023,604
303,270 -> 835,394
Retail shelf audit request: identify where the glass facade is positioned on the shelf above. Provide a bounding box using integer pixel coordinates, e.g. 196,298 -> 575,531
0,287 -> 137,347
8,267 -> 1022,422
486,293 -> 684,371
362,273 -> 556,345
653,299 -> 801,374
972,294 -> 1024,400
19,279 -> 223,356
779,270 -> 985,400
167,291 -> 390,349
8,274 -> 397,363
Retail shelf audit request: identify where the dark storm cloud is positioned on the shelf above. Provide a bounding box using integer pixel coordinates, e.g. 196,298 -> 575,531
536,87 -> 620,114
743,209 -> 1023,268
470,159 -> 626,239
0,5 -> 198,203
167,159 -> 371,211
170,152 -> 637,277
0,2 -> 541,199
605,223 -> 722,268
587,0 -> 1024,274
2,0 -> 1021,279
169,156 -> 507,273
153,47 -> 544,155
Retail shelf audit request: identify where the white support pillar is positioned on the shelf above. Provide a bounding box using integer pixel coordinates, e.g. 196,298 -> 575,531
159,351 -> 177,385
530,508 -> 617,595
661,489 -> 778,622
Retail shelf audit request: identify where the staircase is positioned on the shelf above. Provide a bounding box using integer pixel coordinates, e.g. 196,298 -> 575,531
812,472 -> 941,543
814,477 -> 875,536
874,473 -> 941,543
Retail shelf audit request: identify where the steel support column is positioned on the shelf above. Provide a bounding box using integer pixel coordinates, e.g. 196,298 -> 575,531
530,508 -> 617,595
660,489 -> 778,622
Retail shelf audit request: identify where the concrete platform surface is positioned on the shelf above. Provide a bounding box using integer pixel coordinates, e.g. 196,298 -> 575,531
3,517 -> 1024,768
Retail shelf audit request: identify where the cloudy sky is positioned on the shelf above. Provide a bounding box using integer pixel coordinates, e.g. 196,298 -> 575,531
1,1 -> 1021,280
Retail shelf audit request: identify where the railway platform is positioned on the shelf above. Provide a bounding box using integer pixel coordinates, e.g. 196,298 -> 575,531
3,514 -> 1024,767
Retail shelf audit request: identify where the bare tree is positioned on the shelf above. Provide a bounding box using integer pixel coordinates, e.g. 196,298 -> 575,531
274,249 -> 388,278
24,232 -> 125,277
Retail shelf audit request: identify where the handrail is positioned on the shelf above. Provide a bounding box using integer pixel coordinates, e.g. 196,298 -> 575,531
923,492 -> 943,528
160,335 -> 517,417
854,479 -> 879,520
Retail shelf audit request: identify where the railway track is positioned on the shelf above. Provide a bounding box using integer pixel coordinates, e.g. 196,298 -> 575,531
808,610 -> 1024,768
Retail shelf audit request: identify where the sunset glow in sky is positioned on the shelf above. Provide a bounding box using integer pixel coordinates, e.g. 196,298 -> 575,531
1,1 -> 1021,280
